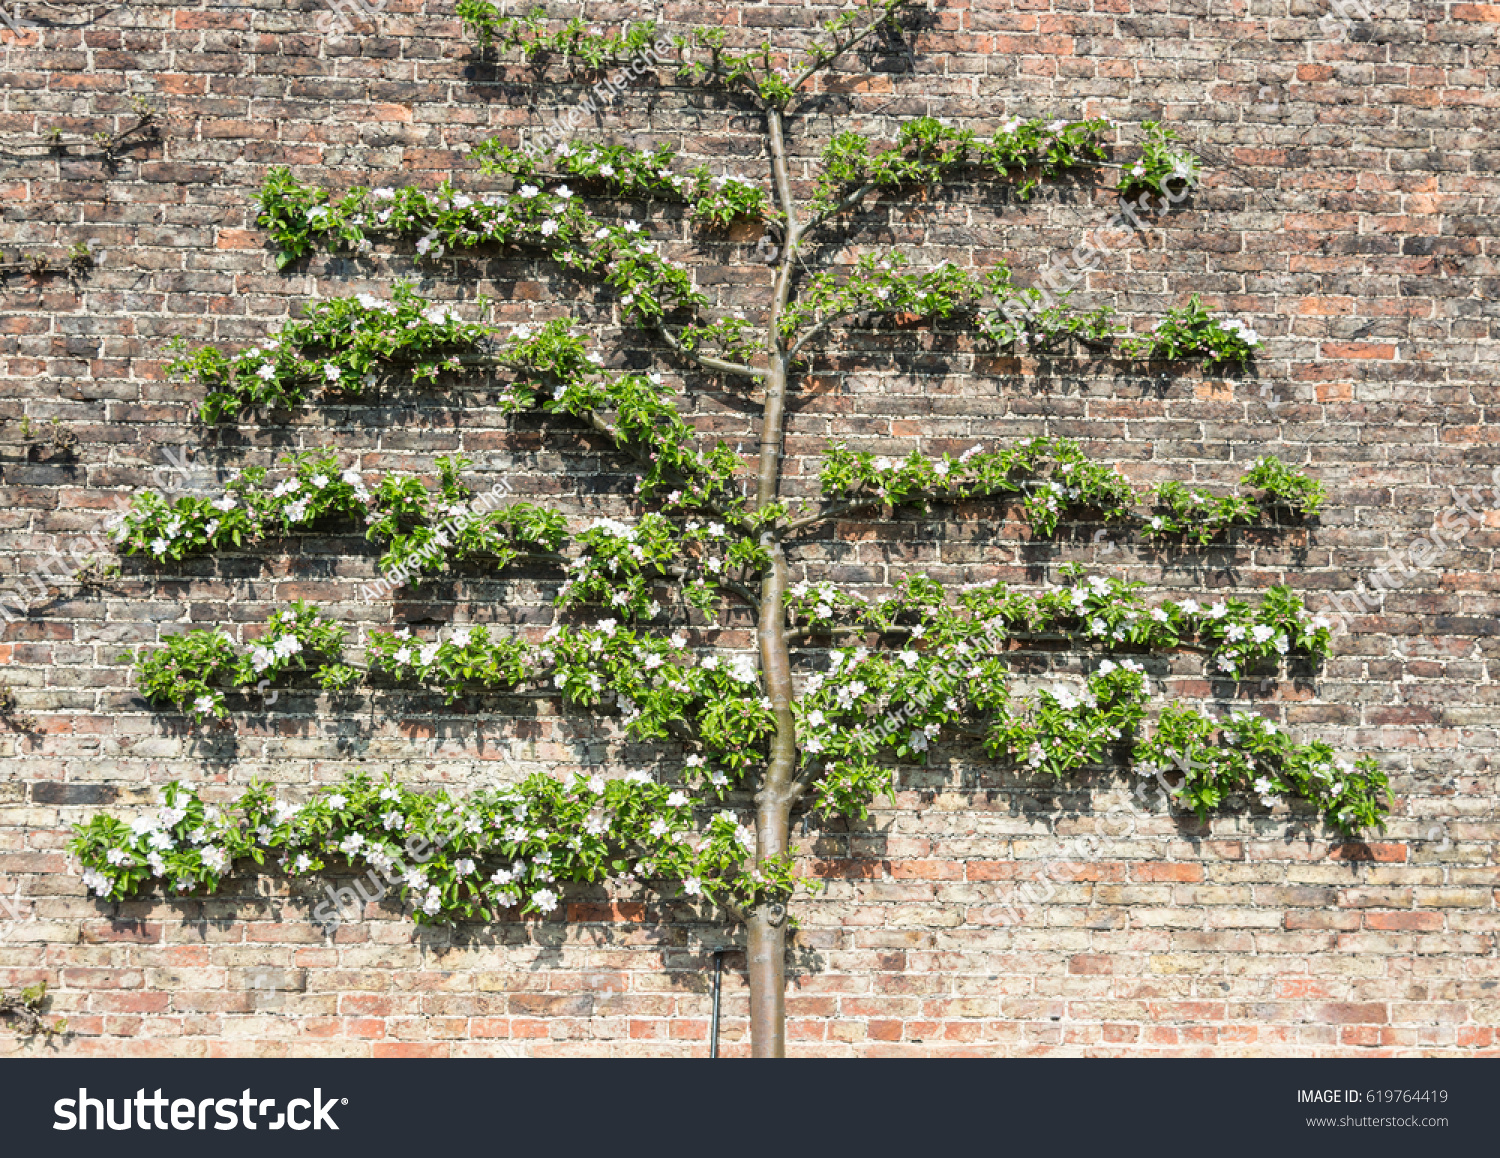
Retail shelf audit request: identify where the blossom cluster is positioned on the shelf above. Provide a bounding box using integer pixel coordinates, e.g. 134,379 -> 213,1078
165,282 -> 496,422
816,436 -> 1135,536
781,569 -> 1378,831
539,364 -> 748,508
972,279 -> 1123,355
811,114 -> 1111,211
113,450 -> 366,563
561,513 -> 681,619
538,622 -> 776,778
125,601 -> 356,722
481,317 -> 747,508
456,4 -> 660,63
816,439 -> 1321,542
255,156 -> 725,330
1144,458 -> 1325,544
366,623 -> 531,704
71,771 -> 799,920
473,139 -> 769,230
146,601 -> 779,790
360,453 -> 567,582
1115,121 -> 1202,201
1136,704 -> 1388,832
781,251 -> 984,346
1120,293 -> 1264,365
779,248 -> 1253,370
111,449 -> 565,583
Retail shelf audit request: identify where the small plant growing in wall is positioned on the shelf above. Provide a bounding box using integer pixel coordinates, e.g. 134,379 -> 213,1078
0,983 -> 67,1039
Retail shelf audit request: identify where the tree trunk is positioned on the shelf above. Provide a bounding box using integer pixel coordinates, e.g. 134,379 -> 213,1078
748,543 -> 796,1057
746,906 -> 787,1057
747,786 -> 790,1056
748,107 -> 801,1056
748,353 -> 796,1057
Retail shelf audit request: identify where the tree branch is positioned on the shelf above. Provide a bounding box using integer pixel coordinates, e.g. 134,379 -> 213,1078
782,474 -> 1052,536
782,495 -> 884,535
719,577 -> 764,614
654,321 -> 764,380
785,622 -> 1216,656
802,180 -> 879,236
0,106 -> 158,162
787,308 -> 862,360
782,772 -> 816,807
788,0 -> 908,94
720,897 -> 750,925
766,109 -> 800,248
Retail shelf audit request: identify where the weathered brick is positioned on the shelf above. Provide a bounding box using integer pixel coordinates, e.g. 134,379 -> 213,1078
0,0 -> 1492,1061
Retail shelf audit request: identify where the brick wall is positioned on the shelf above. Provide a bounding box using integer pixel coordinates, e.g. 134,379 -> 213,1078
0,0 -> 1496,1056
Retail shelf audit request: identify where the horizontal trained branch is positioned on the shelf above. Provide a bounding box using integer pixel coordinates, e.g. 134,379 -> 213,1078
72,772 -> 798,923
800,439 -> 1322,542
0,96 -> 160,164
118,560 -> 1380,836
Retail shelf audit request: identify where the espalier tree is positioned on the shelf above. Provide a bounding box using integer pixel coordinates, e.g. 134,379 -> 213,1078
72,0 -> 1388,1056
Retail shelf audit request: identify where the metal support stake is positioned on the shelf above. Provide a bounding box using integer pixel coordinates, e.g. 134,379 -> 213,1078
709,949 -> 724,1058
